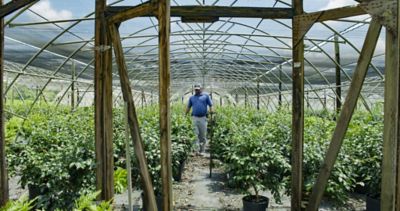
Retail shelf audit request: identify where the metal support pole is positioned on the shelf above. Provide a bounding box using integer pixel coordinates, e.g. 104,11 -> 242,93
279,64 -> 282,108
334,34 -> 342,113
257,81 -> 260,110
71,60 -> 76,109
124,103 -> 133,211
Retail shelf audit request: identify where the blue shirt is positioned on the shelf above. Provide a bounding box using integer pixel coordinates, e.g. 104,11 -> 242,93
187,93 -> 213,117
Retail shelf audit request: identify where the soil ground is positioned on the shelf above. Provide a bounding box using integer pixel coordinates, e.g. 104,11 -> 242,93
114,152 -> 366,211
8,152 -> 366,210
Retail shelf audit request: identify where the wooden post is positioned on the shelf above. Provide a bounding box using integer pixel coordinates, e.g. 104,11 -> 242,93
220,96 -> 222,107
334,34 -> 342,113
108,23 -> 157,210
397,2 -> 400,209
306,19 -> 382,211
257,81 -> 260,110
279,64 -> 282,108
95,0 -> 114,200
381,27 -> 399,211
71,60 -> 76,109
0,0 -> 9,205
291,1 -> 304,210
158,0 -> 173,210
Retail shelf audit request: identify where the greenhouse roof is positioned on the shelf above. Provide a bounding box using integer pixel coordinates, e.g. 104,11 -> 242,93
2,0 -> 386,108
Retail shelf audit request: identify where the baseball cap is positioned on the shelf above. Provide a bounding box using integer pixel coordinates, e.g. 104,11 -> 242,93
194,84 -> 202,90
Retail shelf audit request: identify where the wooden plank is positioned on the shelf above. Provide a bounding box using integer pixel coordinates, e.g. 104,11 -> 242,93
334,35 -> 342,113
291,0 -> 304,210
107,1 -> 156,24
314,5 -> 366,22
381,28 -> 399,211
103,18 -> 114,201
94,0 -> 114,200
0,0 -> 37,18
107,5 -> 293,19
0,0 -> 8,206
397,2 -> 400,209
108,23 -> 157,211
306,19 -> 382,211
158,0 -> 173,210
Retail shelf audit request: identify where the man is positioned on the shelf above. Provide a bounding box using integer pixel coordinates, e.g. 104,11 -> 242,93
185,84 -> 213,154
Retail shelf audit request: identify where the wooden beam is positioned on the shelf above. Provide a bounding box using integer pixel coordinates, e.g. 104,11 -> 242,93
0,0 -> 37,18
107,5 -> 293,19
397,2 -> 400,209
334,35 -> 342,113
0,0 -> 8,206
108,23 -> 157,211
315,5 -> 366,22
94,0 -> 114,201
381,27 -> 399,211
107,1 -> 156,24
306,18 -> 382,211
293,5 -> 366,46
291,0 -> 304,210
158,0 -> 173,210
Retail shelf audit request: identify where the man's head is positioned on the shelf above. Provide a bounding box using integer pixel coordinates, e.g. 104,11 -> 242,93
194,83 -> 202,94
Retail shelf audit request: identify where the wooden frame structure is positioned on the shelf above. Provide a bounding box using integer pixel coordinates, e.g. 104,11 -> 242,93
0,1 -> 398,211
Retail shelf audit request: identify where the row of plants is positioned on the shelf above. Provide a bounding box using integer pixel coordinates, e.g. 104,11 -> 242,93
211,106 -> 383,206
5,102 -> 195,210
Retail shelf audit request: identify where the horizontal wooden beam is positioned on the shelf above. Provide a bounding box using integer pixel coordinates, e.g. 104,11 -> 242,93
308,5 -> 366,22
107,1 -> 156,24
107,5 -> 293,19
0,0 -> 38,18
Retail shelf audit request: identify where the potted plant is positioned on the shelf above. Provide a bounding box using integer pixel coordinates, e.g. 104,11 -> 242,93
225,126 -> 290,211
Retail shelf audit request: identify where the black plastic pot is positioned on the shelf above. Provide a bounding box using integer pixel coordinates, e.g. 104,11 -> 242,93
28,184 -> 40,200
173,159 -> 186,182
141,192 -> 163,211
242,195 -> 269,211
366,195 -> 380,211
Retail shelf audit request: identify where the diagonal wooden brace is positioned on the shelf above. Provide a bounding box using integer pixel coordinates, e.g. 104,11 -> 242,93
108,23 -> 157,211
306,18 -> 382,211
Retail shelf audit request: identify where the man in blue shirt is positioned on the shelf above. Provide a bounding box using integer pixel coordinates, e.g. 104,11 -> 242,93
185,84 -> 213,154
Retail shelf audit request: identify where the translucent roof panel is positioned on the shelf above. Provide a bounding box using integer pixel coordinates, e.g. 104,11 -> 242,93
2,0 -> 386,109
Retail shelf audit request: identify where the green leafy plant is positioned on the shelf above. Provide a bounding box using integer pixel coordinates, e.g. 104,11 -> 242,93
226,125 -> 290,203
0,195 -> 36,211
73,191 -> 112,211
114,167 -> 128,194
7,106 -> 96,210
